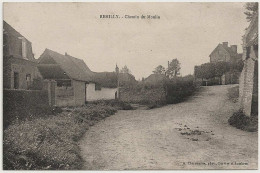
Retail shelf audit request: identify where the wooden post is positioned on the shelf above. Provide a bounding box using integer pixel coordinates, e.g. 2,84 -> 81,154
43,80 -> 57,106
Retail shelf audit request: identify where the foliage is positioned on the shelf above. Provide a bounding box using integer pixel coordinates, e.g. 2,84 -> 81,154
120,65 -> 131,74
120,83 -> 167,106
3,104 -> 118,170
228,109 -> 258,132
244,2 -> 258,22
120,75 -> 199,107
86,99 -> 133,110
194,61 -> 244,80
166,59 -> 181,78
214,61 -> 229,77
164,75 -> 198,104
153,65 -> 166,75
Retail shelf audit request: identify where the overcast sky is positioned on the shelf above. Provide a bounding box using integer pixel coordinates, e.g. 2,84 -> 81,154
4,2 -> 249,80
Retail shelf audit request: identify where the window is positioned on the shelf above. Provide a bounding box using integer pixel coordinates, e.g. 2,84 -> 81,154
95,83 -> 101,91
14,72 -> 19,89
18,37 -> 27,59
26,74 -> 31,81
22,39 -> 27,59
57,80 -> 71,87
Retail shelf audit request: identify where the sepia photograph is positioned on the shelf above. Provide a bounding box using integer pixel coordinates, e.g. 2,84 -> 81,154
2,1 -> 258,170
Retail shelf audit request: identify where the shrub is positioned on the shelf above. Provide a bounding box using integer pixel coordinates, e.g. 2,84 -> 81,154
120,75 -> 199,107
227,86 -> 239,102
3,104 -> 118,170
165,76 -> 198,104
228,110 -> 258,132
87,99 -> 133,110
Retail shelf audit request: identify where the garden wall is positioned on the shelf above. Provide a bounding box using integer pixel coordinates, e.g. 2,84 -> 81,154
3,89 -> 51,129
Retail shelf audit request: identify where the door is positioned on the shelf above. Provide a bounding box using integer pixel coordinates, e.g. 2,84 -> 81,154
14,72 -> 19,89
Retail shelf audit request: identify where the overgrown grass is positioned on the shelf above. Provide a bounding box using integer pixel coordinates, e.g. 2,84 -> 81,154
3,104 -> 118,170
86,99 -> 133,110
228,109 -> 258,132
227,86 -> 239,103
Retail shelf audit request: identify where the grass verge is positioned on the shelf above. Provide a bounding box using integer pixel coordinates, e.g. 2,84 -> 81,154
3,103 -> 123,170
228,109 -> 258,132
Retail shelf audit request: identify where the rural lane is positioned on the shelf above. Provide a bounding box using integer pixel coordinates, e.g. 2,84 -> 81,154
80,85 -> 258,170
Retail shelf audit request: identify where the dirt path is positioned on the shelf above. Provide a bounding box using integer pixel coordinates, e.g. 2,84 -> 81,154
80,85 -> 258,170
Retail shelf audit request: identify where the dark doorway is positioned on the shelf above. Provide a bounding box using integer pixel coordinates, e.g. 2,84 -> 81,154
14,72 -> 19,89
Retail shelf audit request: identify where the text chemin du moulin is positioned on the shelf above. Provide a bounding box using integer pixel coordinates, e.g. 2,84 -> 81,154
100,14 -> 160,19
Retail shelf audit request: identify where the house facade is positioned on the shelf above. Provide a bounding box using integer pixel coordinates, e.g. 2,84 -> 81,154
209,42 -> 243,85
239,12 -> 258,117
209,42 -> 242,63
38,49 -> 118,106
3,21 -> 42,89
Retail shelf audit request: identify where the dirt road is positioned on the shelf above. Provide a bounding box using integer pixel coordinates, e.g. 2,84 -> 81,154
80,85 -> 258,170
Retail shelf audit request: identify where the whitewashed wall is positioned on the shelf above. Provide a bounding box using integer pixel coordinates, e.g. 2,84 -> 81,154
86,83 -> 117,101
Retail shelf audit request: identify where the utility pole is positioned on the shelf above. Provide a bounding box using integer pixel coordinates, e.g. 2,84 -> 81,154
115,64 -> 120,100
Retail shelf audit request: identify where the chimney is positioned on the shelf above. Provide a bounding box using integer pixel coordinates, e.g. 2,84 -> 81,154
65,52 -> 68,56
231,45 -> 237,53
168,61 -> 170,68
222,42 -> 228,47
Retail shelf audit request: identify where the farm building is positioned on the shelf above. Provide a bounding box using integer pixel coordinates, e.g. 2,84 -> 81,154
37,49 -> 119,106
239,12 -> 258,117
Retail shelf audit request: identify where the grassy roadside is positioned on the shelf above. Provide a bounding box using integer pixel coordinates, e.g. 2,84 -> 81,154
227,86 -> 257,132
3,101 -> 132,170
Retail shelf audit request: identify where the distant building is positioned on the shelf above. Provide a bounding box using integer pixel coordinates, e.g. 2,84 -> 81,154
209,42 -> 242,63
239,12 -> 258,116
209,42 -> 243,85
144,74 -> 169,85
3,21 -> 42,89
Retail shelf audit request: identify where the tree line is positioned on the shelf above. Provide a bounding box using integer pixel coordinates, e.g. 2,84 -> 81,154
153,58 -> 181,78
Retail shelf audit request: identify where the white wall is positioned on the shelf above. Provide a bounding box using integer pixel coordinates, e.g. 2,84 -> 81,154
86,83 -> 117,101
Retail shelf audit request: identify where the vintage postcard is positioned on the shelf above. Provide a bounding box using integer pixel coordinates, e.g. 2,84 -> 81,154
2,1 -> 258,171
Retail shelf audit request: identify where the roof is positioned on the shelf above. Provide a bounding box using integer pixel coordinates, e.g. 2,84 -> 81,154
209,44 -> 237,57
38,49 -> 93,82
3,20 -> 31,43
222,46 -> 237,57
38,49 -> 137,87
144,74 -> 169,84
37,64 -> 70,80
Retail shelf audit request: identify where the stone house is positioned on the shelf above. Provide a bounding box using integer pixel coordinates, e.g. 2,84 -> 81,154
209,42 -> 242,63
38,49 -> 118,106
239,12 -> 258,117
3,21 -> 42,89
209,42 -> 243,85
